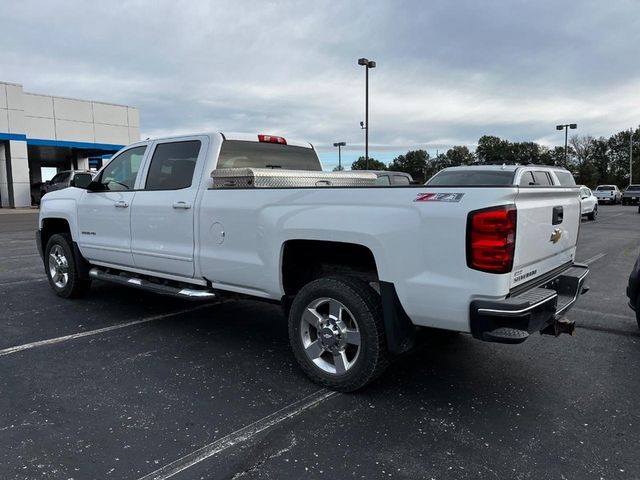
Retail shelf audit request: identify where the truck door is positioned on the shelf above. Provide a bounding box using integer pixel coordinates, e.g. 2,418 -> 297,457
76,145 -> 147,266
130,137 -> 206,278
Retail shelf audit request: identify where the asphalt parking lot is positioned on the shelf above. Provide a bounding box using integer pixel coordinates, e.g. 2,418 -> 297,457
1,206 -> 638,480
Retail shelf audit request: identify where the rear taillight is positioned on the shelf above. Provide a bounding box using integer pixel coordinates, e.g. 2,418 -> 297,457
258,134 -> 287,145
467,205 -> 517,274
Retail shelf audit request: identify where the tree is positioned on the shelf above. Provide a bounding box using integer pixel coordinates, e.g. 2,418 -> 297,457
388,149 -> 430,182
351,156 -> 386,171
332,165 -> 345,172
475,135 -> 512,163
444,145 -> 475,165
511,142 -> 541,164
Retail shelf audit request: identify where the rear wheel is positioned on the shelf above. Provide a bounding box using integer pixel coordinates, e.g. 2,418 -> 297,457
45,233 -> 91,298
288,276 -> 388,392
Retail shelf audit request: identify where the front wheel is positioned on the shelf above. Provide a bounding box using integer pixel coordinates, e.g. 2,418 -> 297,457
587,206 -> 597,221
45,233 -> 91,298
288,276 -> 389,392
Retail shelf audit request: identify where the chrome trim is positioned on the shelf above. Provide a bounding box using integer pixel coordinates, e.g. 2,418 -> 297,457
89,260 -> 207,286
177,288 -> 216,298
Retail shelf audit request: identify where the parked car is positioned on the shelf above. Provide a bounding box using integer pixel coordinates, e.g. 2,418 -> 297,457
40,170 -> 94,200
626,254 -> 640,329
37,133 -> 588,391
371,171 -> 413,185
622,184 -> 640,205
593,185 -> 622,204
578,185 -> 598,220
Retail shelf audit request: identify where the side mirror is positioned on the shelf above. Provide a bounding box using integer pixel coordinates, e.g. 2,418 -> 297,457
72,174 -> 93,189
45,180 -> 51,185
86,180 -> 105,192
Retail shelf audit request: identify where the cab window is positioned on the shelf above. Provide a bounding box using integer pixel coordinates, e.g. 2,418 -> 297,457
532,171 -> 552,186
519,172 -> 535,186
145,141 -> 201,190
98,146 -> 147,190
375,175 -> 391,185
51,172 -> 70,184
392,175 -> 410,185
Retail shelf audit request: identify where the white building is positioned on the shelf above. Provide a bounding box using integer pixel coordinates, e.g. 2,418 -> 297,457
0,81 -> 140,207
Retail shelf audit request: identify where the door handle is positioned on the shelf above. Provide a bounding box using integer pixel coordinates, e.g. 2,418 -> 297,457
114,200 -> 129,208
552,206 -> 563,225
172,201 -> 192,209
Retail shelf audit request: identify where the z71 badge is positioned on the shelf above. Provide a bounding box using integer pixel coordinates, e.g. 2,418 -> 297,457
414,192 -> 464,202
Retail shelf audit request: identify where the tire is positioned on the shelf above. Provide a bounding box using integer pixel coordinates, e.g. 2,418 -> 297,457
587,206 -> 597,221
623,199 -> 628,206
44,233 -> 91,298
288,276 -> 389,392
636,295 -> 640,330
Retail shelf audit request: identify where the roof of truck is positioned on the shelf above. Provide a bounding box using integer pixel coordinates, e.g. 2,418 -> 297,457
439,164 -> 570,172
141,132 -> 313,149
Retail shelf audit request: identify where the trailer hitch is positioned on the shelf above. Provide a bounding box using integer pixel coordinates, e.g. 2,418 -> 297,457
540,316 -> 576,337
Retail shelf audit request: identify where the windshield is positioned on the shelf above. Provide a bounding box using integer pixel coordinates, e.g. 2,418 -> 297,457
427,170 -> 515,186
596,186 -> 614,191
217,140 -> 321,171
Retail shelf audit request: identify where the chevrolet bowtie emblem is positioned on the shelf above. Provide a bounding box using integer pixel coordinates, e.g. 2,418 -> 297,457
549,228 -> 562,244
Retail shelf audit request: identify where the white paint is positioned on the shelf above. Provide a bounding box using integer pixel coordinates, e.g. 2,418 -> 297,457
2,253 -> 39,260
136,390 -> 338,480
0,304 -> 212,357
573,307 -> 635,321
583,253 -> 606,265
0,277 -> 47,287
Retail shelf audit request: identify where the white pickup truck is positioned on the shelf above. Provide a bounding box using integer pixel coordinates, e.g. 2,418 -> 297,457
37,133 -> 588,391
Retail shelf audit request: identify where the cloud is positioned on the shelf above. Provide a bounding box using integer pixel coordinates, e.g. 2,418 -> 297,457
1,0 -> 639,170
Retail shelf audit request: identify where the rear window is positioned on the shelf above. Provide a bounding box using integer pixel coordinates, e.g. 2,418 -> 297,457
217,140 -> 321,171
427,170 -> 515,186
625,185 -> 640,191
553,171 -> 576,186
596,186 -> 614,191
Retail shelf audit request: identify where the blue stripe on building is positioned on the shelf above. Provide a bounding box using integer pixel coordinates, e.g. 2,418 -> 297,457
0,132 -> 124,151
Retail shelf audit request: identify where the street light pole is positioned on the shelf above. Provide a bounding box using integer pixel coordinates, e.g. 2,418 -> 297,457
631,128 -> 634,185
556,123 -> 577,167
358,57 -> 376,170
333,142 -> 346,171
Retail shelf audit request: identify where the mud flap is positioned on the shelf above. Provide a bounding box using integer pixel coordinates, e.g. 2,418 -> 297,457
379,281 -> 416,355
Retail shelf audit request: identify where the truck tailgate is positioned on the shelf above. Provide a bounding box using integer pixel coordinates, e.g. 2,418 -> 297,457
510,187 -> 580,289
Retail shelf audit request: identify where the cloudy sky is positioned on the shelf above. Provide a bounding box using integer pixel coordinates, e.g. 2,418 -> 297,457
1,0 -> 639,169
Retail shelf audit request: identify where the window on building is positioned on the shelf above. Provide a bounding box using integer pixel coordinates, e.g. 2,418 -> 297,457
144,141 -> 201,190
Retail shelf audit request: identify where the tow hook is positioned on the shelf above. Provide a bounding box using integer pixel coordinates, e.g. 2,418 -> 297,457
541,316 -> 576,336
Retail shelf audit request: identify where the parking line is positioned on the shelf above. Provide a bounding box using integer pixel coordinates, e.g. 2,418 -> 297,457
2,253 -> 40,260
0,278 -> 47,287
136,389 -> 339,480
583,252 -> 606,265
573,307 -> 635,321
0,304 -> 213,358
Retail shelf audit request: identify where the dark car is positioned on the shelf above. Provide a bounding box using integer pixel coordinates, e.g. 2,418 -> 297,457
626,255 -> 640,329
622,184 -> 640,205
40,170 -> 94,201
